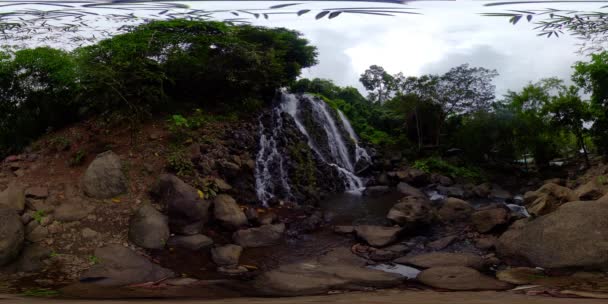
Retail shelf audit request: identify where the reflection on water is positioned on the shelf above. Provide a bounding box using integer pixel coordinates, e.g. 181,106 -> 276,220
320,191 -> 403,225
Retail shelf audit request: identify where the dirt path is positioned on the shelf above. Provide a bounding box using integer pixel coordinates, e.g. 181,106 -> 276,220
2,290 -> 607,304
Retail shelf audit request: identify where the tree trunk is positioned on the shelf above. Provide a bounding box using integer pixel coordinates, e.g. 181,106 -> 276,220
576,128 -> 590,168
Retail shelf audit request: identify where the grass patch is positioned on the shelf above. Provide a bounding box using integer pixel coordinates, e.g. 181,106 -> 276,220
21,288 -> 60,297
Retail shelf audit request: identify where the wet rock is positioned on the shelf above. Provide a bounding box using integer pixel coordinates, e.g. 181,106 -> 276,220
523,183 -> 578,216
427,236 -> 457,250
167,234 -> 213,251
252,247 -> 402,296
80,245 -> 175,286
396,182 -> 426,199
0,182 -> 25,213
213,194 -> 247,229
497,199 -> 608,269
152,174 -> 210,235
354,225 -> 402,247
417,266 -> 512,291
575,179 -> 607,200
233,224 -> 285,248
363,185 -> 390,197
395,252 -> 484,270
0,209 -> 24,266
436,185 -> 465,198
128,204 -> 170,250
211,244 -> 242,266
437,198 -> 473,223
386,196 -> 433,227
82,151 -> 127,199
25,186 -> 48,199
496,267 -> 545,285
471,207 -> 510,233
334,225 -> 354,234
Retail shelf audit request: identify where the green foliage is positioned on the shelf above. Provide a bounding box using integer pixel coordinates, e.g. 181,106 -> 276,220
21,288 -> 60,297
33,210 -> 44,224
48,136 -> 71,152
598,175 -> 608,185
166,147 -> 194,177
68,149 -> 86,167
413,157 -> 483,182
88,255 -> 100,265
195,177 -> 220,200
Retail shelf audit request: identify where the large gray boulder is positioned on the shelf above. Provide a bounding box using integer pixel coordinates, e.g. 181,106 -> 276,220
213,194 -> 247,229
80,245 -> 175,286
128,204 -> 170,250
252,247 -> 402,296
386,196 -> 433,227
82,151 -> 128,199
417,266 -> 512,291
233,224 -> 285,248
0,182 -> 25,213
354,225 -> 402,247
0,209 -> 24,266
152,174 -> 211,235
497,199 -> 608,269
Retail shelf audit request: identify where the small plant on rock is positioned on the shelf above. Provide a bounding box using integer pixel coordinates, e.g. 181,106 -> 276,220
33,210 -> 44,224
196,177 -> 220,200
166,147 -> 194,177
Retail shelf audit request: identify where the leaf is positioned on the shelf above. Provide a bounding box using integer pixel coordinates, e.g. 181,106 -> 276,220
263,13 -> 269,19
510,15 -> 523,24
527,15 -> 533,22
297,9 -> 310,16
111,198 -> 121,203
197,189 -> 204,199
329,11 -> 342,19
269,3 -> 302,9
316,11 -> 330,20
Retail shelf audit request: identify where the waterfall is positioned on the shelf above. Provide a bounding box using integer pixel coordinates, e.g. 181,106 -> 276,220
255,92 -> 368,205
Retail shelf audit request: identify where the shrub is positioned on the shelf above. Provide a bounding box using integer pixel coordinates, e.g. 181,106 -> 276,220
413,157 -> 483,182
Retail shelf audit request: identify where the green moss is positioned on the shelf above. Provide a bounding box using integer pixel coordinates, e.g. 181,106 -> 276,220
289,141 -> 317,191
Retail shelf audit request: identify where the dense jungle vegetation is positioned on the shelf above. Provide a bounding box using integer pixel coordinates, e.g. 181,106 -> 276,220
1,19 -> 608,172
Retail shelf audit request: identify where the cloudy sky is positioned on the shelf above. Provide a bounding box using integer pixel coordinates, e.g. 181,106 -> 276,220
3,1 -> 602,97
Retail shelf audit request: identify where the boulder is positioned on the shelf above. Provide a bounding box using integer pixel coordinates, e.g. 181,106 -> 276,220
436,185 -> 465,198
211,244 -> 242,266
213,194 -> 247,229
0,209 -> 24,266
252,247 -> 402,296
471,207 -> 510,233
475,236 -> 498,250
233,224 -> 285,248
437,198 -> 473,223
497,199 -> 608,269
395,252 -> 484,270
575,179 -> 607,201
80,245 -> 174,286
473,183 -> 492,198
82,151 -> 127,199
432,174 -> 453,186
128,204 -> 170,250
354,225 -> 402,247
427,236 -> 457,250
417,266 -> 512,291
152,174 -> 211,235
54,197 -> 95,222
363,185 -> 390,197
0,182 -> 25,213
496,267 -> 545,285
386,196 -> 433,227
523,183 -> 578,216
167,234 -> 213,251
396,182 -> 426,199
400,168 -> 431,186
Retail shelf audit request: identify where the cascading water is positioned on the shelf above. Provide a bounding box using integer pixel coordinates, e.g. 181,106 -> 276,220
255,92 -> 369,205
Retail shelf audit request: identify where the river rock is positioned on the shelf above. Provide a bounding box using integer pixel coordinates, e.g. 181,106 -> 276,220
427,235 -> 457,250
496,267 -> 545,285
354,225 -> 402,247
80,245 -> 175,286
128,204 -> 169,250
211,244 -> 242,266
167,234 -> 213,251
82,151 -> 127,199
53,197 -> 95,222
363,185 -> 390,197
436,185 -> 465,198
417,266 -> 512,291
213,194 -> 247,229
395,252 -> 484,270
437,198 -> 473,223
252,247 -> 402,296
471,207 -> 510,233
233,224 -> 285,248
497,199 -> 608,269
396,182 -> 426,199
0,182 -> 25,213
152,174 -> 210,235
0,209 -> 24,266
473,183 -> 492,198
523,183 -> 578,216
386,196 -> 434,227
575,179 -> 607,200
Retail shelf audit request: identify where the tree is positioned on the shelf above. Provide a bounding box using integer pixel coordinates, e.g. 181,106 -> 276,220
438,64 -> 498,117
573,52 -> 608,155
359,65 -> 395,104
